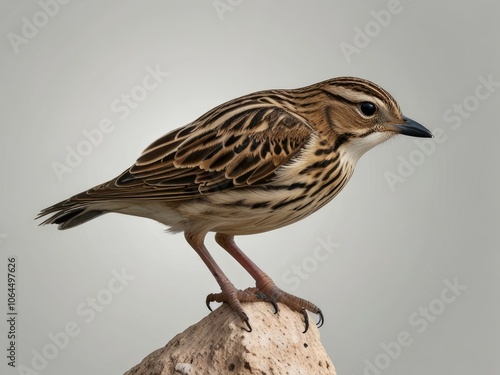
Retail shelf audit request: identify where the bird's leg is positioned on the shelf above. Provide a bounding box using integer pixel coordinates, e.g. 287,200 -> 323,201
215,233 -> 324,332
185,232 -> 258,332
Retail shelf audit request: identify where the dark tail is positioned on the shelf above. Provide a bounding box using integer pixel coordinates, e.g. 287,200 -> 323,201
36,200 -> 106,230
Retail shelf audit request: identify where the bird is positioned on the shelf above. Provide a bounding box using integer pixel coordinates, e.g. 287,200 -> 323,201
37,76 -> 433,332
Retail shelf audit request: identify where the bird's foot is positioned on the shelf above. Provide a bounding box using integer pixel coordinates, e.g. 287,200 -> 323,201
206,283 -> 323,333
255,281 -> 324,333
206,287 -> 261,332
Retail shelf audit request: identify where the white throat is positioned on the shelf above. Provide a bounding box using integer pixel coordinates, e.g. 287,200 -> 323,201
339,132 -> 392,164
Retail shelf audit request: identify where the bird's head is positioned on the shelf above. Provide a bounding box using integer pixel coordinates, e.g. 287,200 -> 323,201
317,77 -> 433,161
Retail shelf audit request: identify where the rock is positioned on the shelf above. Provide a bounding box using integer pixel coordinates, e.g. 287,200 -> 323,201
124,302 -> 336,375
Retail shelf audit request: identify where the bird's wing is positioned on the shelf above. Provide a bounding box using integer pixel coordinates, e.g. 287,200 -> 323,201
73,101 -> 314,201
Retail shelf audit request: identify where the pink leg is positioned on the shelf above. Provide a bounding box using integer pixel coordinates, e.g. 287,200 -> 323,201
185,231 -> 260,332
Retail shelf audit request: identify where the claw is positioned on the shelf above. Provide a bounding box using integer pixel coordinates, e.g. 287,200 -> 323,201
316,308 -> 324,328
205,294 -> 216,312
301,308 -> 310,333
269,299 -> 279,314
243,319 -> 252,333
302,308 -> 324,332
255,292 -> 279,314
301,308 -> 324,333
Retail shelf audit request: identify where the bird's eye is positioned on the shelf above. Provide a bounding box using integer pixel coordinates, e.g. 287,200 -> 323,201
360,102 -> 377,116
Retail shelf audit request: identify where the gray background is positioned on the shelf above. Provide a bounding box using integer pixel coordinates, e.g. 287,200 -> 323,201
1,1 -> 499,374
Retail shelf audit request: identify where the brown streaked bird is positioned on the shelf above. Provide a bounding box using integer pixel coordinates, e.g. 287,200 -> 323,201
37,77 -> 432,332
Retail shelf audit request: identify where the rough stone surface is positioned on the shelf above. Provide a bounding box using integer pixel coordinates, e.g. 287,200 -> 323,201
124,303 -> 336,375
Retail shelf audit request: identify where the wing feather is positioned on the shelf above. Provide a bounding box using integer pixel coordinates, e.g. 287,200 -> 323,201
73,100 -> 313,201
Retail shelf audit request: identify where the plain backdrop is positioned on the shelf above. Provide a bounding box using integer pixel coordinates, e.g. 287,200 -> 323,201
1,1 -> 499,374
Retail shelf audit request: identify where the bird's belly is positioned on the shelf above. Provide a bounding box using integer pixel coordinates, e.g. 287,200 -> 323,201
95,193 -> 317,235
176,186 -> 342,235
180,203 -> 311,235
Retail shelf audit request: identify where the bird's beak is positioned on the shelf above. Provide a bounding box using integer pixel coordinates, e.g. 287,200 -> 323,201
385,116 -> 433,138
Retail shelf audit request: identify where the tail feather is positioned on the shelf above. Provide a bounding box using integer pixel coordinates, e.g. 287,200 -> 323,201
36,200 -> 106,230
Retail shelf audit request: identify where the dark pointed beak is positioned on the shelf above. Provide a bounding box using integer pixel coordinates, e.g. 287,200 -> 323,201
388,116 -> 433,138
